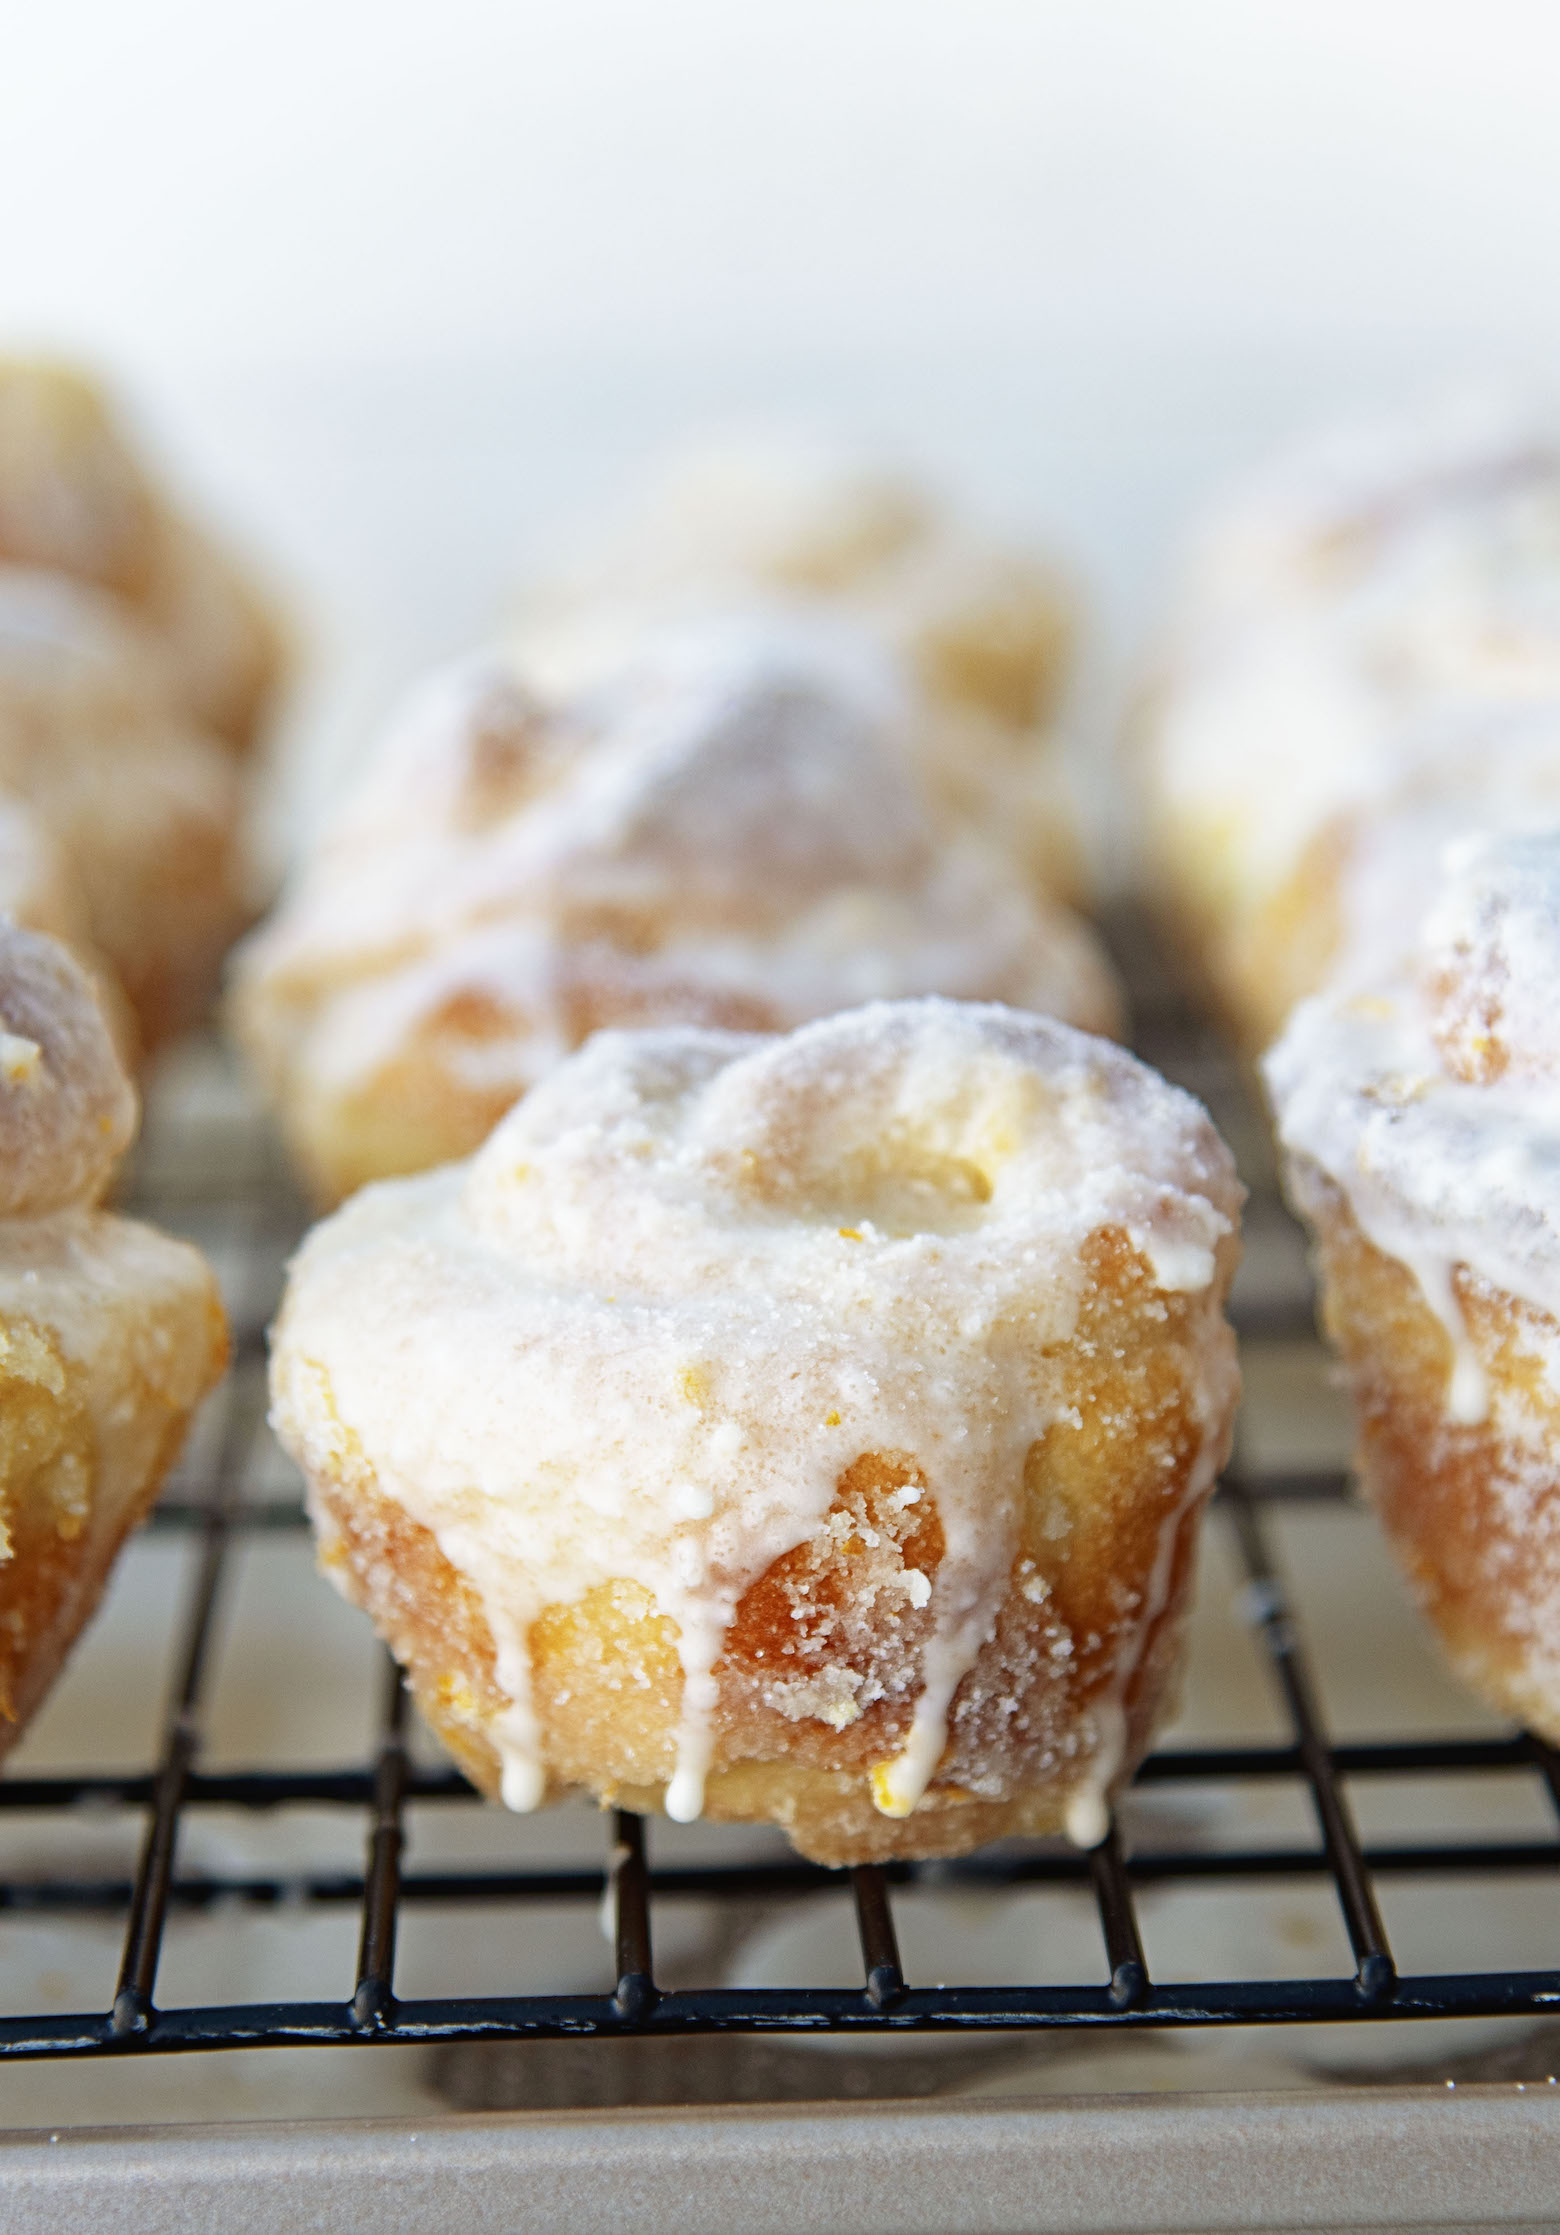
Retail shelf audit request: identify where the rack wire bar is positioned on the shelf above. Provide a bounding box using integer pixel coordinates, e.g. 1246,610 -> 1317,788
1089,1826 -> 1149,2011
6,1966 -> 1560,2061
351,1658 -> 409,2032
852,1868 -> 905,2009
106,1357 -> 255,2040
3,1731 -> 1547,1818
4,1832 -> 1560,1925
1222,1476 -> 1397,2004
610,1811 -> 657,2021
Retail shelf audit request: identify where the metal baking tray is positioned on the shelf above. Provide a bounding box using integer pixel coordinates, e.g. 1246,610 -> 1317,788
2,904 -> 1559,2229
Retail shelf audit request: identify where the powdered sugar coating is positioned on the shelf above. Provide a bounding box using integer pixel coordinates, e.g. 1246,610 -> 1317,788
0,920 -> 134,1219
1150,399 -> 1560,919
510,431 -> 1074,732
0,792 -> 83,948
234,616 -> 1118,1194
1318,704 -> 1560,988
271,997 -> 1241,1827
1266,831 -> 1560,1421
1423,832 -> 1560,1085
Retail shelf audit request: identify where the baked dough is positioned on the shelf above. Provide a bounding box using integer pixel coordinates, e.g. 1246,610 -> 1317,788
1267,831 -> 1560,1739
232,618 -> 1120,1205
1141,399 -> 1560,1046
0,790 -> 89,951
0,566 -> 251,1052
271,997 -> 1242,1864
1194,701 -> 1560,1050
0,922 -> 228,1758
509,435 -> 1082,896
0,358 -> 284,753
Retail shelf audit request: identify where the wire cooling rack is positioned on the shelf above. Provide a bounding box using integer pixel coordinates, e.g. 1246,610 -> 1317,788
3,907 -> 1560,2067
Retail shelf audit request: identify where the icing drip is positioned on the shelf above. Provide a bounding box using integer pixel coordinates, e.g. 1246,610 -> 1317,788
272,998 -> 1240,1822
235,615 -> 1118,1176
1266,830 -> 1560,1422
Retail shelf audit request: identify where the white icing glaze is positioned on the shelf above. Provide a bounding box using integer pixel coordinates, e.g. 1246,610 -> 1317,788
271,997 -> 1241,1825
1172,395 -> 1560,668
1151,400 -> 1560,919
1320,703 -> 1560,987
235,616 -> 1118,1141
1265,830 -> 1560,1420
508,431 -> 1068,728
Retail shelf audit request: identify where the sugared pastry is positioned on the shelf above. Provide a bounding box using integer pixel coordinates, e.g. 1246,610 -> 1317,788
271,998 -> 1242,1865
231,619 -> 1120,1207
1163,396 -> 1560,676
1196,700 -> 1560,1051
0,358 -> 285,753
513,432 -> 1076,731
1141,400 -> 1560,1046
0,790 -> 90,953
0,921 -> 227,1758
1266,831 -> 1560,1741
0,566 -> 250,1052
0,785 -> 131,1056
509,434 -> 1082,896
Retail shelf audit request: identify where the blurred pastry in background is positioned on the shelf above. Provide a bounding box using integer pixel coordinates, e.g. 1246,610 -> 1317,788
0,921 -> 227,1764
509,432 -> 1084,897
1138,398 -> 1560,1047
1266,830 -> 1560,1743
0,358 -> 287,754
231,616 -> 1120,1206
0,789 -> 90,953
271,997 -> 1242,1865
0,568 -> 251,1053
1191,699 -> 1560,1051
0,784 -> 133,1058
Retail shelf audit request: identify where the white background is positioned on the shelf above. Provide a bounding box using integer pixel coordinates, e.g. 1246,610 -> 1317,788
6,0 -> 1560,796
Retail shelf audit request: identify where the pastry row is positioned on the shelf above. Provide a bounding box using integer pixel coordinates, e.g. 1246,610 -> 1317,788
14,367 -> 1560,1864
1141,398 -> 1560,1745
0,362 -> 285,1058
3,398 -> 1251,1861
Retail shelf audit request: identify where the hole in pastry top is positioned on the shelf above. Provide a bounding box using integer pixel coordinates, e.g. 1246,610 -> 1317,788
466,996 -> 1239,1283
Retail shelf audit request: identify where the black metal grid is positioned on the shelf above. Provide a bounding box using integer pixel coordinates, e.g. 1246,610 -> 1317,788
3,915 -> 1560,2062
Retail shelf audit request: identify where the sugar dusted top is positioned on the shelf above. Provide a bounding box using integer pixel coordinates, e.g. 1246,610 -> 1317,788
1266,830 -> 1560,1418
1151,401 -> 1560,912
235,614 -> 1119,1119
272,996 -> 1240,1828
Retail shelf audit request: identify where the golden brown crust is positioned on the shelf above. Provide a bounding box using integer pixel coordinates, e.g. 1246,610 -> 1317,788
0,576 -> 254,1054
0,360 -> 284,754
1144,814 -> 1352,1058
1304,1173 -> 1560,1741
0,1286 -> 228,1759
305,1228 -> 1233,1864
277,971 -> 788,1206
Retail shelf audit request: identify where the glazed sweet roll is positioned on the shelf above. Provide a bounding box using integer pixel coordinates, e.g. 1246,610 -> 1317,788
509,434 -> 1083,896
1196,700 -> 1560,1049
0,922 -> 227,1758
232,618 -> 1120,1205
1141,400 -> 1560,1046
0,791 -> 89,952
0,359 -> 284,753
1266,831 -> 1560,1739
271,997 -> 1243,1865
0,567 -> 251,1051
